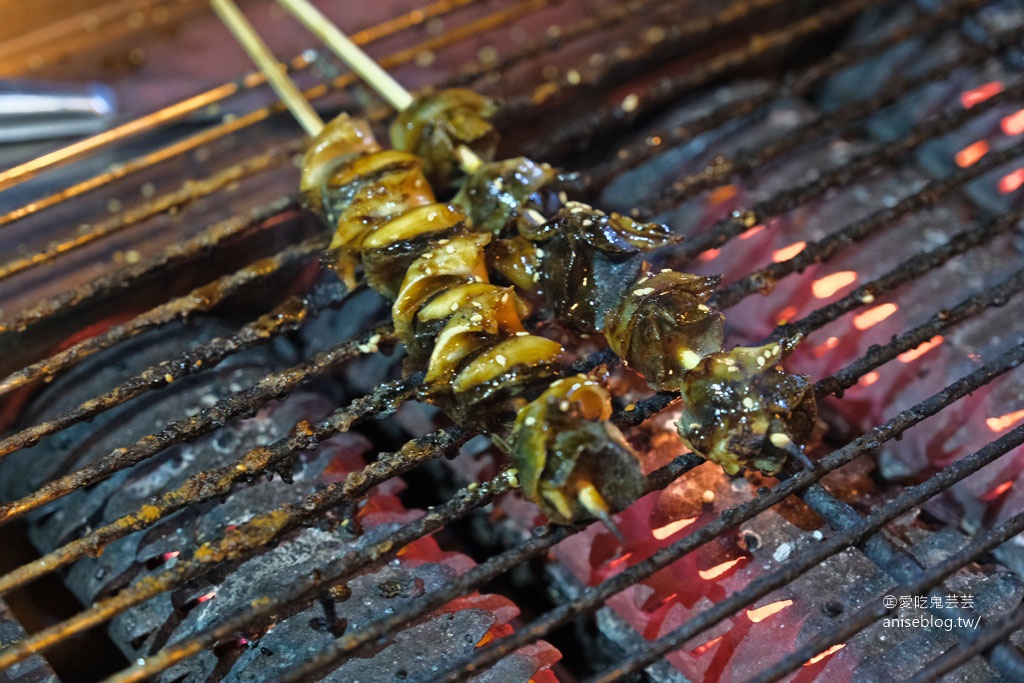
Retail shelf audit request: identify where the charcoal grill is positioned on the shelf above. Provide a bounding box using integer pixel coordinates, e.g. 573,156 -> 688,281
2,0 -> 1024,681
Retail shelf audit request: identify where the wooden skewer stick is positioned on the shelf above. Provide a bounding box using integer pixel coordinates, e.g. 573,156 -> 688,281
275,0 -> 413,112
274,0 -> 484,171
211,0 -> 324,137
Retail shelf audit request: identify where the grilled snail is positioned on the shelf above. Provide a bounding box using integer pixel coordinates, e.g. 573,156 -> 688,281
301,88 -> 817,525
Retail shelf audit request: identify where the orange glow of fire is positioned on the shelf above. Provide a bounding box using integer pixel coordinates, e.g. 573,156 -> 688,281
804,643 -> 846,666
776,305 -> 799,325
960,81 -> 1004,108
699,247 -> 721,262
739,224 -> 765,240
691,636 -> 724,656
999,168 -> 1024,193
987,408 -> 1024,433
707,184 -> 739,206
897,335 -> 943,363
1002,109 -> 1024,136
812,270 -> 858,299
772,240 -> 806,262
746,599 -> 794,623
813,336 -> 840,358
982,480 -> 1014,501
861,371 -> 880,387
698,557 -> 744,580
607,552 -> 634,569
853,303 -> 898,331
954,140 -> 989,168
652,516 -> 698,540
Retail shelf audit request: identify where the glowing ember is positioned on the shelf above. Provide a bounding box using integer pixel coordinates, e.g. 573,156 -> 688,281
707,184 -> 739,206
739,224 -> 765,240
652,516 -> 698,540
982,480 -> 1014,501
897,335 -> 943,363
853,303 -> 898,330
987,408 -> 1024,433
860,371 -> 880,387
776,305 -> 799,325
954,140 -> 989,168
960,81 -> 1004,108
699,247 -> 721,262
804,643 -> 846,666
698,557 -> 744,580
691,636 -> 723,656
607,552 -> 634,569
812,270 -> 858,299
998,168 -> 1024,194
1002,109 -> 1024,136
813,336 -> 840,358
772,240 -> 806,262
746,599 -> 794,623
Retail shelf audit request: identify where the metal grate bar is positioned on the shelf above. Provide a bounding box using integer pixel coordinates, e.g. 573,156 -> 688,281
0,255 -> 332,457
666,77 -> 1024,259
587,424 -> 1024,681
796,482 -> 1024,679
523,0 -> 896,159
6,3 -> 991,358
0,367 -> 418,597
0,145 -> 300,283
0,340 -> 618,595
750,500 -> 1024,681
711,141 -> 1024,310
584,0 -> 997,190
0,236 -> 325,396
103,449 -> 705,683
910,605 -> 1024,683
654,23 -> 1022,208
0,324 -> 396,527
273,456 -> 710,683
0,426 -> 473,670
0,195 -> 297,337
29,252 -> 1019,680
0,0 -> 484,194
0,0 -> 556,227
424,342 -> 1024,681
773,214 -> 1024,345
102,456 -> 514,683
449,0 -> 787,91
813,266 -> 1024,399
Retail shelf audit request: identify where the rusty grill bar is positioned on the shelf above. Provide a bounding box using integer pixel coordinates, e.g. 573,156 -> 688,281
2,0 -> 1024,681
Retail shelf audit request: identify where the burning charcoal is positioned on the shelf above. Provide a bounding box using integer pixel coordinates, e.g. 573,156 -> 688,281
1,318 -> 558,681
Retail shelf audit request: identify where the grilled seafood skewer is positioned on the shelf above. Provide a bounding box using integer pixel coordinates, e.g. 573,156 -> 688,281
215,0 -> 644,526
216,0 -> 816,527
281,0 -> 818,474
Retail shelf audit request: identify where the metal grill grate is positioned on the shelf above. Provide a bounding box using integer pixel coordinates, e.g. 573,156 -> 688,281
2,0 -> 1024,681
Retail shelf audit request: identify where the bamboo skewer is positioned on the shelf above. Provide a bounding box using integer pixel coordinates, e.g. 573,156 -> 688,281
210,0 -> 325,136
275,0 -> 414,112
272,0 -> 484,170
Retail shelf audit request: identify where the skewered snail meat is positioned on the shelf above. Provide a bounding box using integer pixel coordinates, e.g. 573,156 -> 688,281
387,89 -> 818,477
302,113 -> 645,525
214,0 -> 817,523
301,86 -> 817,523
